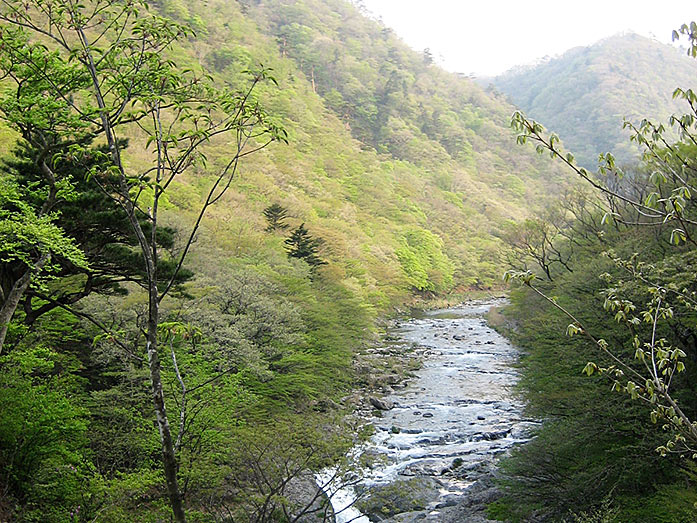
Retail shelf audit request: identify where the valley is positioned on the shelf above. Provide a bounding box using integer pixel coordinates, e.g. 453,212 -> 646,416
1,1 -> 697,522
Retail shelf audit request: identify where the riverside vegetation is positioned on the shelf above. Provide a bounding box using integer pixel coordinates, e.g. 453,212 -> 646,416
1,0 -> 696,521
491,24 -> 697,523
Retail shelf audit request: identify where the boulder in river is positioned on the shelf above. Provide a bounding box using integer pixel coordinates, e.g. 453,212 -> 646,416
382,511 -> 429,522
284,473 -> 335,522
370,396 -> 394,410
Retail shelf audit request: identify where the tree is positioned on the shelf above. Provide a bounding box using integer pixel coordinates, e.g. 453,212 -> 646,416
0,141 -> 191,335
284,223 -> 327,269
0,175 -> 87,353
507,24 -> 697,457
0,1 -> 285,520
263,202 -> 290,232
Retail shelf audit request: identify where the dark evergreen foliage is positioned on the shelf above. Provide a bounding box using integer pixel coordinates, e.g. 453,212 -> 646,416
0,141 -> 192,329
284,223 -> 327,269
263,203 -> 290,232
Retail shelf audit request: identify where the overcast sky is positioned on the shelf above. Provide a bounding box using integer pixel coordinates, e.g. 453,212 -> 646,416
359,0 -> 696,76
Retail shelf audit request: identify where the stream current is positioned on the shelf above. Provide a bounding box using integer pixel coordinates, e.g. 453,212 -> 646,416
330,299 -> 537,522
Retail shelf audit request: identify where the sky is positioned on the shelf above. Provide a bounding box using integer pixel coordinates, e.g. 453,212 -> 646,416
359,0 -> 696,77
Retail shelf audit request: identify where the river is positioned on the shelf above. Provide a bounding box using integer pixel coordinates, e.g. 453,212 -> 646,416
326,299 -> 537,522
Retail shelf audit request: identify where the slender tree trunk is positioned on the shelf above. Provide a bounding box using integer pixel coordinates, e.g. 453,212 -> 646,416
145,278 -> 186,523
76,24 -> 186,520
125,198 -> 185,522
119,198 -> 185,522
0,253 -> 49,355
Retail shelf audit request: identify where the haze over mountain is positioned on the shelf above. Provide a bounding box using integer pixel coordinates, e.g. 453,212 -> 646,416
493,32 -> 697,166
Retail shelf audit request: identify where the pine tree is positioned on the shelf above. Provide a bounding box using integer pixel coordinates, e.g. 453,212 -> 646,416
284,223 -> 327,269
263,203 -> 290,232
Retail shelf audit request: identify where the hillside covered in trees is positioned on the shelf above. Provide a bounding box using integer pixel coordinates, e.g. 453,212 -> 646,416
6,0 -> 697,520
494,33 -> 697,167
0,0 -> 568,521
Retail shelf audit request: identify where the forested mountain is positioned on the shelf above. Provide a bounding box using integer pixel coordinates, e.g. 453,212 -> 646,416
0,0 -> 568,520
162,0 -> 567,297
4,0 -> 697,520
493,33 -> 697,167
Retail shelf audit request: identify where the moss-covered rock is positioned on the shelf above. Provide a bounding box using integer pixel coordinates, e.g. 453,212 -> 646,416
357,477 -> 442,520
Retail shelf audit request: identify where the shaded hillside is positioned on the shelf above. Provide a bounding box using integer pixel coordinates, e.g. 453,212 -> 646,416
494,33 -> 697,167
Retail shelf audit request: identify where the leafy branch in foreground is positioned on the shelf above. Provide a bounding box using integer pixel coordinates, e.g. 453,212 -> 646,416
673,21 -> 697,58
508,32 -> 697,457
504,269 -> 697,457
511,107 -> 697,246
0,175 -> 87,353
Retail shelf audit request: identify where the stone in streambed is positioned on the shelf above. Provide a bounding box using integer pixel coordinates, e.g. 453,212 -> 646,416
435,494 -> 460,508
370,396 -> 394,410
284,473 -> 335,522
383,511 -> 429,522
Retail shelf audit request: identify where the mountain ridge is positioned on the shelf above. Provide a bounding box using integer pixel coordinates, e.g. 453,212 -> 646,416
493,32 -> 697,167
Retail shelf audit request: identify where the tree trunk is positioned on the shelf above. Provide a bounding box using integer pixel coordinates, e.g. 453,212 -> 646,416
78,25 -> 186,520
145,280 -> 187,523
119,196 -> 185,522
0,253 -> 49,355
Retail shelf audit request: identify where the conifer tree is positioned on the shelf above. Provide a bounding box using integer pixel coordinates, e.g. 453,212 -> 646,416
284,223 -> 327,269
263,203 -> 290,232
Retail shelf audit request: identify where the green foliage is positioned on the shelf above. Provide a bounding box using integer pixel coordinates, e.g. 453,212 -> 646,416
570,499 -> 619,522
0,346 -> 91,522
395,229 -> 454,292
224,0 -> 566,293
263,203 -> 290,232
0,0 -> 569,519
284,223 -> 327,269
499,33 -> 697,520
0,141 -> 193,329
673,22 -> 697,58
0,174 -> 87,276
199,415 -> 355,521
495,273 -> 697,521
